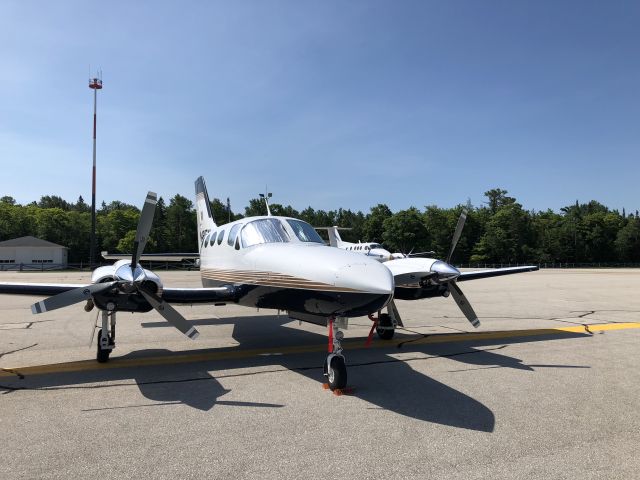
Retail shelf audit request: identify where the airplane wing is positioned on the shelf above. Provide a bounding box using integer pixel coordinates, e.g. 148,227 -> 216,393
384,258 -> 539,288
102,252 -> 199,261
457,265 -> 539,282
161,286 -> 238,304
0,282 -> 238,304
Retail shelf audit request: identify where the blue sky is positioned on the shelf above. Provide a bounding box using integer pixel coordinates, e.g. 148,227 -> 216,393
1,1 -> 639,214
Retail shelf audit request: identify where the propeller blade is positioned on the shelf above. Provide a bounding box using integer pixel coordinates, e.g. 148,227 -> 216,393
449,282 -> 480,328
138,286 -> 199,340
446,209 -> 468,264
31,281 -> 118,314
131,191 -> 158,269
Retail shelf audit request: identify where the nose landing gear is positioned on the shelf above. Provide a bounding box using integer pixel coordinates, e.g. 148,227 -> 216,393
324,316 -> 348,391
96,310 -> 116,363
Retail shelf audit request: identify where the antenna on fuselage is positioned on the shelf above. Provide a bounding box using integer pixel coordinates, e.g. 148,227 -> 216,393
259,188 -> 272,216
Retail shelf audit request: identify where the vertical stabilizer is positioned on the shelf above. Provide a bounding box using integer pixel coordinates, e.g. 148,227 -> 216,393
327,226 -> 343,248
194,176 -> 217,252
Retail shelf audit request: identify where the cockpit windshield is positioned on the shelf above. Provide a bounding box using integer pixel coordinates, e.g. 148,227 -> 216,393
241,218 -> 290,248
286,219 -> 324,244
369,243 -> 384,250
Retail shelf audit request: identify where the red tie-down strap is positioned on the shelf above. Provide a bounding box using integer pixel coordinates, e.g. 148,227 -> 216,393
366,313 -> 378,347
328,317 -> 334,353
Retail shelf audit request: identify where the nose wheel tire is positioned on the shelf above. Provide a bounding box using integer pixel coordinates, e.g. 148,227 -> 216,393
376,313 -> 395,340
326,355 -> 347,391
96,328 -> 111,363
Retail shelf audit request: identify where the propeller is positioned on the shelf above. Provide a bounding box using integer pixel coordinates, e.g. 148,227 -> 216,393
30,191 -> 200,341
430,208 -> 480,328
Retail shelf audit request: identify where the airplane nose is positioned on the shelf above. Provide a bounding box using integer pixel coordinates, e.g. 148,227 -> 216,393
336,261 -> 394,294
430,260 -> 460,283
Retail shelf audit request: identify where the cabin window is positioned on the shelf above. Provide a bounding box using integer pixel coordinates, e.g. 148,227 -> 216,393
209,231 -> 217,246
203,234 -> 210,248
228,224 -> 241,247
241,218 -> 290,248
286,219 -> 324,243
217,230 -> 225,245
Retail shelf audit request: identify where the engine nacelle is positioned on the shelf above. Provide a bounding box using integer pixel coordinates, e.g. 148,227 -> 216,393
90,260 -> 164,312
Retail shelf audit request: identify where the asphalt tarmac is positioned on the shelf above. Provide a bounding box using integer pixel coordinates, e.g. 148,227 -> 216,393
1,268 -> 639,479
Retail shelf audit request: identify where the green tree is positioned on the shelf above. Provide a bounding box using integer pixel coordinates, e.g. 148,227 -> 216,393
244,198 -> 268,217
73,195 -> 90,213
615,217 -> 640,262
471,199 -> 533,264
38,195 -> 71,210
382,208 -> 428,254
362,204 -> 392,244
165,194 -> 197,252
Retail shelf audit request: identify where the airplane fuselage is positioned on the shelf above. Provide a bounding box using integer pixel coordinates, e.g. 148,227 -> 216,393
197,216 -> 394,321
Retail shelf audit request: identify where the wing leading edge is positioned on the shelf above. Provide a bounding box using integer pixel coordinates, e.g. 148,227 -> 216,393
0,282 -> 239,304
457,265 -> 539,282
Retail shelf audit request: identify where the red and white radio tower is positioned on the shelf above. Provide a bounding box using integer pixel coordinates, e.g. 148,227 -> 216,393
89,73 -> 102,269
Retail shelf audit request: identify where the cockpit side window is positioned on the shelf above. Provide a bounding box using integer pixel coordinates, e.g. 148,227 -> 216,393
286,219 -> 324,243
241,218 -> 290,248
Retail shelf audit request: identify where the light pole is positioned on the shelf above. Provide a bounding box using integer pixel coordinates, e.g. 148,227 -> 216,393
89,74 -> 102,269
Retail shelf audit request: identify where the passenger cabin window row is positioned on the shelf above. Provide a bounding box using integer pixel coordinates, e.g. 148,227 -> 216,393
201,218 -> 325,251
348,245 -> 371,251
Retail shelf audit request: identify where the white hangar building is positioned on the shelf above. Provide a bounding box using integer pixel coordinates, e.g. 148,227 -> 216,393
0,236 -> 68,268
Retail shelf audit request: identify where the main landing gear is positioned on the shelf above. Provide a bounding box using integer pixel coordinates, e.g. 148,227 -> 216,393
324,316 -> 348,391
96,310 -> 116,363
376,313 -> 395,340
375,300 -> 403,340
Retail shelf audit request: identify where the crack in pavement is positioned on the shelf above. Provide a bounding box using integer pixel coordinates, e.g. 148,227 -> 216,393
405,309 -> 640,330
0,319 -> 54,330
0,343 -> 38,360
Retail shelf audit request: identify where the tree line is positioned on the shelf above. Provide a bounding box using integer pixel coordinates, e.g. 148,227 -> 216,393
0,188 -> 639,264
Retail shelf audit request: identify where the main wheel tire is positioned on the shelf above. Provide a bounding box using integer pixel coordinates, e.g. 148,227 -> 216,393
376,313 -> 395,340
96,329 -> 111,363
327,356 -> 347,391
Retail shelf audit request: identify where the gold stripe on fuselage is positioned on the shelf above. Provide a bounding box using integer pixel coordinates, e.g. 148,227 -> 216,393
200,267 -> 362,293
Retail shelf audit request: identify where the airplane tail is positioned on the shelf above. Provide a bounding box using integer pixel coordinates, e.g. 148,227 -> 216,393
194,176 -> 217,252
327,226 -> 343,248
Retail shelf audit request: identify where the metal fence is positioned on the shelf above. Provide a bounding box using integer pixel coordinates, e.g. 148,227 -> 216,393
2,261 -> 640,273
0,261 -> 198,272
456,263 -> 640,269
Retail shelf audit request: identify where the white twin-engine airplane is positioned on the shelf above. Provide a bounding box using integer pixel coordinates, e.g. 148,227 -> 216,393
323,226 -> 394,262
323,225 -> 436,262
0,177 -> 538,391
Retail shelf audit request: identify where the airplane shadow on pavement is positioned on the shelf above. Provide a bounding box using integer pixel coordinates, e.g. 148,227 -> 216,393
1,314 -> 591,432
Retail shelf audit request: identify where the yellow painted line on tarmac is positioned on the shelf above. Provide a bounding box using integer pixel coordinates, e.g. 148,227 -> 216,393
1,322 -> 639,379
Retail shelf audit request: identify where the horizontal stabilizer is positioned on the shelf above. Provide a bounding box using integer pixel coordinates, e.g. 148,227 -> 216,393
102,251 -> 199,262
